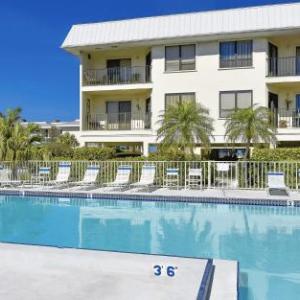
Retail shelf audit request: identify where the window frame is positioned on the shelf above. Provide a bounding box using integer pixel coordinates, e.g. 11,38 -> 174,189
165,44 -> 196,72
219,90 -> 253,118
219,40 -> 253,69
165,92 -> 196,109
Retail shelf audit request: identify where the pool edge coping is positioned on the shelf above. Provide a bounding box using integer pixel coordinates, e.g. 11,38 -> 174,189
0,188 -> 299,207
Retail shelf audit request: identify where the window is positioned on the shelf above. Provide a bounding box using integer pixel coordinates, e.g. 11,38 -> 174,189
220,40 -> 252,68
165,93 -> 195,109
148,144 -> 158,154
219,91 -> 252,118
165,45 -> 196,71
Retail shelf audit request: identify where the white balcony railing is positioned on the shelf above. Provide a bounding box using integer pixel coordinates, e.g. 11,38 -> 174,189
83,66 -> 151,86
85,112 -> 151,131
268,57 -> 300,77
276,110 -> 300,129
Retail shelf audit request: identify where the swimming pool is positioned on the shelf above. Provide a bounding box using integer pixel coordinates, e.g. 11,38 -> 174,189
0,195 -> 299,299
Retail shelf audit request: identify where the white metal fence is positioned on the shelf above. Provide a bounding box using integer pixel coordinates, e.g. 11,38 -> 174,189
0,160 -> 299,190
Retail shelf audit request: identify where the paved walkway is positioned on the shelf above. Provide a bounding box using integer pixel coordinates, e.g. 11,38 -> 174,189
0,243 -> 237,300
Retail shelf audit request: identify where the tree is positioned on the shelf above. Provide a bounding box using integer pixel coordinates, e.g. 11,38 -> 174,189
48,126 -> 61,141
225,105 -> 276,159
157,101 -> 214,154
56,132 -> 79,148
0,107 -> 22,160
7,123 -> 41,161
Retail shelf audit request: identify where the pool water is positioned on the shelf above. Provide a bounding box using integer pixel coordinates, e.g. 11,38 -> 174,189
0,195 -> 299,299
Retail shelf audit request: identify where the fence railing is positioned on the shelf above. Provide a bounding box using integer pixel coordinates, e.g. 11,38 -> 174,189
1,160 -> 300,190
85,112 -> 151,130
83,66 -> 151,86
277,110 -> 300,128
268,56 -> 300,77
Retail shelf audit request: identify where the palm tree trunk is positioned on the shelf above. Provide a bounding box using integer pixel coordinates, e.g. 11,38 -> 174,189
245,140 -> 251,160
245,139 -> 251,187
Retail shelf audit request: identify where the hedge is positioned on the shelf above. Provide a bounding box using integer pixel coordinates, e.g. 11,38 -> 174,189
73,147 -> 115,161
30,146 -> 116,161
29,144 -> 203,161
251,148 -> 300,161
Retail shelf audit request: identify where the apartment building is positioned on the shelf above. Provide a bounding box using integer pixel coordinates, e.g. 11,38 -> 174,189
62,3 -> 300,157
22,119 -> 80,141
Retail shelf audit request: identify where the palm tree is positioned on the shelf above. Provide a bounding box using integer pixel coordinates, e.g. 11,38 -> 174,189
225,105 -> 276,158
0,107 -> 22,160
56,132 -> 79,148
7,123 -> 41,161
157,101 -> 214,154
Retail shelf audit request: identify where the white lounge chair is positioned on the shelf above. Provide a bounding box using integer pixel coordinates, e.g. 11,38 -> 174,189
131,164 -> 156,190
71,165 -> 100,187
267,172 -> 289,196
164,168 -> 179,188
105,165 -> 132,188
0,166 -> 22,187
186,168 -> 202,189
47,162 -> 71,186
215,163 -> 236,188
22,166 -> 51,188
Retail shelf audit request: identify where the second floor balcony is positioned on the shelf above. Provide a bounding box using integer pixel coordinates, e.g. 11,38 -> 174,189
85,112 -> 151,131
275,109 -> 300,129
83,66 -> 151,86
268,57 -> 300,77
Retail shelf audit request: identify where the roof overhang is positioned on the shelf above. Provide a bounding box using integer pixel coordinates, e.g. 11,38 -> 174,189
62,3 -> 300,56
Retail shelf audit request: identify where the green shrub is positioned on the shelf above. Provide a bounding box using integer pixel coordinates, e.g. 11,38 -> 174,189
251,148 -> 300,161
114,151 -> 142,158
148,148 -> 202,161
44,143 -> 74,160
73,147 -> 115,161
29,144 -> 73,160
30,146 -> 44,160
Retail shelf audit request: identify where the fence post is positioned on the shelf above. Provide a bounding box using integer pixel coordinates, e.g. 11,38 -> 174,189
208,161 -> 211,189
236,161 -> 239,189
184,161 -> 187,189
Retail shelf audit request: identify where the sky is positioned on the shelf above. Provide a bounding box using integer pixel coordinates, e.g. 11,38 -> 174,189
0,0 -> 298,121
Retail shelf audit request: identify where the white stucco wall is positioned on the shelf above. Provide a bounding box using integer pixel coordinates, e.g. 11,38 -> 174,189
150,38 -> 268,143
77,35 -> 300,153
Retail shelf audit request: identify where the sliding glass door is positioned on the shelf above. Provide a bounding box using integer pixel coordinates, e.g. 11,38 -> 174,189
269,43 -> 278,76
106,101 -> 131,130
119,101 -> 131,130
107,59 -> 131,83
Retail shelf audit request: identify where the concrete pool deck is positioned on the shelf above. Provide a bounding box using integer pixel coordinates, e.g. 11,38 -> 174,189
2,186 -> 300,205
0,243 -> 237,300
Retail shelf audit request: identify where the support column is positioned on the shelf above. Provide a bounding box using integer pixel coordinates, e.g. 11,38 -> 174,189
143,141 -> 149,157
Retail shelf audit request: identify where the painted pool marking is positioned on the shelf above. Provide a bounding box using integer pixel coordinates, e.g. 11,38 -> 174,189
153,265 -> 178,277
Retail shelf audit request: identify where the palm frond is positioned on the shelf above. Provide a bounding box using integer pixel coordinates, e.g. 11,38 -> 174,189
157,101 -> 214,153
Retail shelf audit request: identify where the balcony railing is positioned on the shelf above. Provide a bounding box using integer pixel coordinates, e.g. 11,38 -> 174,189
268,57 -> 300,77
275,110 -> 300,129
85,112 -> 151,131
83,66 -> 151,86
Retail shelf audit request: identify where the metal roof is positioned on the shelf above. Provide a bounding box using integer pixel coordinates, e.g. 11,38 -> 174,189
62,3 -> 300,51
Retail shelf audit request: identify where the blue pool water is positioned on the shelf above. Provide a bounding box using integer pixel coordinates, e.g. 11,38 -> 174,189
0,195 -> 299,299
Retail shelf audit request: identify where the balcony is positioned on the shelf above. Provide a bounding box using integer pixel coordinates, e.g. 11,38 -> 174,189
83,66 -> 151,86
85,112 -> 151,131
275,110 -> 300,129
268,57 -> 300,77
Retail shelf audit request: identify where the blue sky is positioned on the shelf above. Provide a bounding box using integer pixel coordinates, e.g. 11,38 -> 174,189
0,0 -> 298,121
